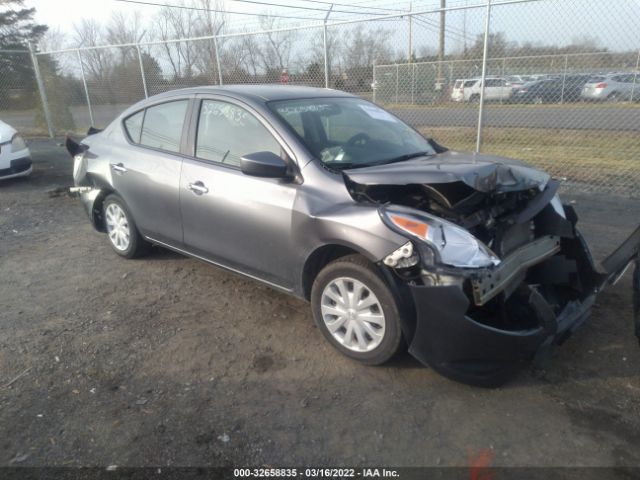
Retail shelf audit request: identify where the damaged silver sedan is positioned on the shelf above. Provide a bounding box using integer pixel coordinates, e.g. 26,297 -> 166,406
66,85 -> 640,387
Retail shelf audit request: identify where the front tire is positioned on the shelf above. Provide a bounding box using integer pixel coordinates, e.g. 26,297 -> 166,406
311,255 -> 403,365
103,194 -> 149,258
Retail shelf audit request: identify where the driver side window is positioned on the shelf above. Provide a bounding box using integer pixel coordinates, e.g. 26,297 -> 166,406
195,99 -> 282,167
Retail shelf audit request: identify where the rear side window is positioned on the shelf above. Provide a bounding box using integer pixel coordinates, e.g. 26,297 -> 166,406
124,110 -> 144,143
195,99 -> 281,167
485,79 -> 504,87
139,100 -> 189,153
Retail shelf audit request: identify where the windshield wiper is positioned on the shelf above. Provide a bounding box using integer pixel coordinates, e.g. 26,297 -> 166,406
325,151 -> 433,171
372,151 -> 434,166
324,161 -> 353,168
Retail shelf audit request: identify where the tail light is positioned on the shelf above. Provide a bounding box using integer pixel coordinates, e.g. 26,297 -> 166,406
595,82 -> 607,89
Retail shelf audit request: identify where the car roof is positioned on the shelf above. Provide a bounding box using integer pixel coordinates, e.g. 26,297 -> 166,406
146,84 -> 355,104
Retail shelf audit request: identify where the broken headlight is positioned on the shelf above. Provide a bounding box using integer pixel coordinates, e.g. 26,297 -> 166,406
380,207 -> 500,269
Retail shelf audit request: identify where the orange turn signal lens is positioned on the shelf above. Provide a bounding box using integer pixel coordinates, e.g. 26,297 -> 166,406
390,215 -> 429,239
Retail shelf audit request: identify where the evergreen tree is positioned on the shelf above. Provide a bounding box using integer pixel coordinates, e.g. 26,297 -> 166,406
0,0 -> 47,109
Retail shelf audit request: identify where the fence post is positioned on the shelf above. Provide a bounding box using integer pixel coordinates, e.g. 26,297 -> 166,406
323,5 -> 333,88
214,22 -> 224,86
411,63 -> 415,104
631,49 -> 640,102
76,49 -> 95,127
372,60 -> 377,103
136,45 -> 149,98
28,43 -> 53,138
475,0 -> 492,153
500,57 -> 505,104
559,54 -> 568,104
395,64 -> 399,103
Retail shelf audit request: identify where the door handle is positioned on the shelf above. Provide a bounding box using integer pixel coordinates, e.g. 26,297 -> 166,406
188,181 -> 209,195
110,163 -> 127,173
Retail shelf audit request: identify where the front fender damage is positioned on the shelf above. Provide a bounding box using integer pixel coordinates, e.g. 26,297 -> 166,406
383,205 -> 639,387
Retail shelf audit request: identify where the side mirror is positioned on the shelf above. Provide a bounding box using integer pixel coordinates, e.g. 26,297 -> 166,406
240,151 -> 289,178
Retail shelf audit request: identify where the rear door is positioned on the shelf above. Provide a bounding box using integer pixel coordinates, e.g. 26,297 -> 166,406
179,96 -> 299,289
114,98 -> 190,245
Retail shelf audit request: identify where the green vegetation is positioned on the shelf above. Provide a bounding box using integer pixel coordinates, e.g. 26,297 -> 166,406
420,126 -> 640,192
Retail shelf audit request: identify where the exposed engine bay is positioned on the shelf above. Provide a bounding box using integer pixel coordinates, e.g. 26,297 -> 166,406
342,155 -> 640,386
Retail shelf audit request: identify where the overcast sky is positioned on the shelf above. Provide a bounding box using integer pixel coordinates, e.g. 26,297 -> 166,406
23,0 -> 640,53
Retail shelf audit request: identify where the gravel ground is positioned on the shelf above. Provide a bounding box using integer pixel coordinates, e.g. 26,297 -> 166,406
1,139 -> 639,468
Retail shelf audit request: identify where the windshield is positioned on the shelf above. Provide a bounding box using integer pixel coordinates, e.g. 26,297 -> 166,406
268,97 -> 435,169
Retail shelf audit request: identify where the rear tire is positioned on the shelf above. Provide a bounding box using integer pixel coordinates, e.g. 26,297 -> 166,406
311,254 -> 403,365
103,194 -> 150,259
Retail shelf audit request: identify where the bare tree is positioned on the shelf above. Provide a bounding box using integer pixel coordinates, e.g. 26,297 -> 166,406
106,11 -> 143,65
257,15 -> 295,75
153,1 -> 199,80
38,26 -> 67,52
192,0 -> 227,82
341,25 -> 393,70
72,19 -> 113,83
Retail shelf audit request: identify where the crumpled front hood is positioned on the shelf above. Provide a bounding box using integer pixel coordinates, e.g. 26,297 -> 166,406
343,151 -> 550,193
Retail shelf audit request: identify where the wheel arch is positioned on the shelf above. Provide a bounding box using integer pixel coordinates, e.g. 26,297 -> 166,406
301,244 -> 367,300
88,188 -> 115,232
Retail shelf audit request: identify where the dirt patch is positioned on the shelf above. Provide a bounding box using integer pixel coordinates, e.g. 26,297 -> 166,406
0,139 -> 639,467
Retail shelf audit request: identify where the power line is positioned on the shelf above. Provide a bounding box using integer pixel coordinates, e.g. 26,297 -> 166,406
413,16 -> 470,42
287,0 -> 404,13
211,0 -> 396,16
112,0 -> 394,20
113,0 -> 326,20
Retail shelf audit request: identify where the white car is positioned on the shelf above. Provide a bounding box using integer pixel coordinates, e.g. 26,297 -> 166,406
0,119 -> 31,180
450,77 -> 513,102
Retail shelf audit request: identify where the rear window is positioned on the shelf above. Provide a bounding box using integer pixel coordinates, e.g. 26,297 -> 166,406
588,76 -> 605,83
139,100 -> 189,153
485,79 -> 504,87
124,110 -> 144,143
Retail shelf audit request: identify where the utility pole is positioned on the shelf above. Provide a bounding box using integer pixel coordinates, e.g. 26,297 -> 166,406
463,0 -> 468,54
323,4 -> 333,88
408,2 -> 412,64
436,0 -> 446,94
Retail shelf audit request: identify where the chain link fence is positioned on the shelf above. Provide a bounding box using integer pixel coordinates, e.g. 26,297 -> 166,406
1,0 -> 639,195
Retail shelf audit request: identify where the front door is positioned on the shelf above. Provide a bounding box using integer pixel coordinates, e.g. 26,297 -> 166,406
179,98 -> 299,289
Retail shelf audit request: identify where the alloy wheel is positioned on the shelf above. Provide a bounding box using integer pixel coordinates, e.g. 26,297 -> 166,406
320,276 -> 386,353
105,203 -> 131,252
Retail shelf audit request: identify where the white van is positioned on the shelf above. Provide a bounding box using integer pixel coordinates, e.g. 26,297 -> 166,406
451,77 -> 513,102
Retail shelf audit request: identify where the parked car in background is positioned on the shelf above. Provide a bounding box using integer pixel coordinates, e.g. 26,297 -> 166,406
66,85 -> 640,387
504,75 -> 535,89
581,73 -> 638,101
0,119 -> 31,181
511,75 -> 592,104
450,77 -> 512,103
450,78 -> 474,102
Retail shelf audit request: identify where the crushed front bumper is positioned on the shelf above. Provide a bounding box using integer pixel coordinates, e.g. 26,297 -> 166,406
403,216 -> 640,387
407,283 -> 597,387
